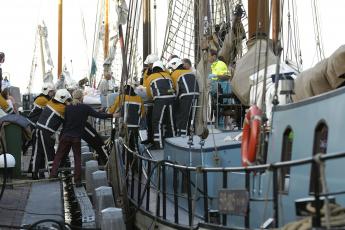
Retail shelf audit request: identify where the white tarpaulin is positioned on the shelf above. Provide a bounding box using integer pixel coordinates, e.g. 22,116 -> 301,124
249,63 -> 296,124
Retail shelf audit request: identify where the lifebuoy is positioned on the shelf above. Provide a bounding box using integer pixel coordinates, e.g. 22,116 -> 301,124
241,105 -> 262,167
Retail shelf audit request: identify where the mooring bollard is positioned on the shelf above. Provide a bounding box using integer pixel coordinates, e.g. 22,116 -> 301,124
85,160 -> 98,194
91,170 -> 108,201
95,186 -> 115,227
100,207 -> 125,230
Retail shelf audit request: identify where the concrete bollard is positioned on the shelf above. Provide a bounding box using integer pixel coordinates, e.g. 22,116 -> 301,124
81,152 -> 94,180
94,186 -> 115,227
81,140 -> 88,147
81,145 -> 90,153
85,160 -> 98,194
91,170 -> 108,202
81,152 -> 94,166
100,207 -> 125,230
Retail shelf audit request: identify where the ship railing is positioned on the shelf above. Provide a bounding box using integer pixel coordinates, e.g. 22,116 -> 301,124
88,116 -> 113,136
118,139 -> 345,229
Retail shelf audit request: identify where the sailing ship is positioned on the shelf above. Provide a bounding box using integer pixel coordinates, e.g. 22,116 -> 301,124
1,0 -> 345,229
111,0 -> 345,229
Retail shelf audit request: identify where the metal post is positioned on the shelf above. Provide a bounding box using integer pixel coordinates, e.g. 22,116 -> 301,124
203,171 -> 209,222
222,171 -> 228,225
187,170 -> 193,226
146,161 -> 151,211
137,158 -> 142,206
313,162 -> 321,227
216,81 -> 219,128
245,171 -> 250,228
156,164 -> 161,217
162,164 -> 167,219
173,167 -> 179,224
130,165 -> 135,199
272,168 -> 279,227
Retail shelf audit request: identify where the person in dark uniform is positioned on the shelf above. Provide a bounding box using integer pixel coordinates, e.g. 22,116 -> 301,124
140,54 -> 159,145
0,90 -> 13,114
25,82 -> 55,174
32,89 -> 71,179
50,89 -> 114,186
144,60 -> 176,149
167,58 -> 199,136
108,84 -> 144,169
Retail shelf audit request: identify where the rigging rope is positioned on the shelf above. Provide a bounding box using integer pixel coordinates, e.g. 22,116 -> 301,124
283,0 -> 302,71
311,0 -> 325,62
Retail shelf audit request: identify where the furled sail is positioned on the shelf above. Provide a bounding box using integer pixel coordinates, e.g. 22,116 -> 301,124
231,39 -> 277,106
293,45 -> 345,101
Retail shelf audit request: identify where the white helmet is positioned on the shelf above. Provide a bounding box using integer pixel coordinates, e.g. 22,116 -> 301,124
54,89 -> 72,103
152,60 -> 164,70
42,82 -> 56,95
144,54 -> 159,65
66,80 -> 78,91
0,153 -> 16,168
167,58 -> 183,70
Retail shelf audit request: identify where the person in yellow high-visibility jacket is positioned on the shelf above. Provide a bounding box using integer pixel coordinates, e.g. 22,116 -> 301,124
208,49 -> 230,80
208,50 -> 232,127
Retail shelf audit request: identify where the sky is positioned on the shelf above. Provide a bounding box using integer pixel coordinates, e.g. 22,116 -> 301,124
0,0 -> 344,94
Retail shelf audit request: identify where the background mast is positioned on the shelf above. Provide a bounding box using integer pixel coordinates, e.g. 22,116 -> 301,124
58,0 -> 63,78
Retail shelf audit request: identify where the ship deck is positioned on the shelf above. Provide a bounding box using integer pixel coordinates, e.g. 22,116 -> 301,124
0,148 -> 64,229
0,180 -> 64,229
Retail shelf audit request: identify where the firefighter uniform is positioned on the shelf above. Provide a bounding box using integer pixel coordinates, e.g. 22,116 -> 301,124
82,122 -> 109,165
141,68 -> 154,144
108,94 -> 144,128
27,94 -> 50,126
109,91 -> 144,169
171,69 -> 199,135
0,94 -> 13,114
26,94 -> 51,173
33,99 -> 67,177
144,69 -> 175,148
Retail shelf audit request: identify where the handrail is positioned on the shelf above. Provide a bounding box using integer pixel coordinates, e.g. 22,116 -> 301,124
100,120 -> 345,229
122,139 -> 345,172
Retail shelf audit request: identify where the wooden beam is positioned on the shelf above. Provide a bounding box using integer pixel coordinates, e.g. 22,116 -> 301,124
143,0 -> 151,61
248,0 -> 269,40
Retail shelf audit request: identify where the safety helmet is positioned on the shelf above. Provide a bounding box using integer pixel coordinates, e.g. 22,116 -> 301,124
144,54 -> 159,65
66,80 -> 78,91
0,153 -> 16,168
152,60 -> 164,70
42,82 -> 56,95
54,89 -> 72,103
166,58 -> 183,70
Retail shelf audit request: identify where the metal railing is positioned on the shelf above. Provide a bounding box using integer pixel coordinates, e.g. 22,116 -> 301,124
116,139 -> 345,229
88,114 -> 345,229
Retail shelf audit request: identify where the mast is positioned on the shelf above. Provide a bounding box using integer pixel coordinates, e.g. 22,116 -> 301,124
272,0 -> 280,52
104,0 -> 109,60
143,0 -> 151,59
58,0 -> 63,78
248,0 -> 269,42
